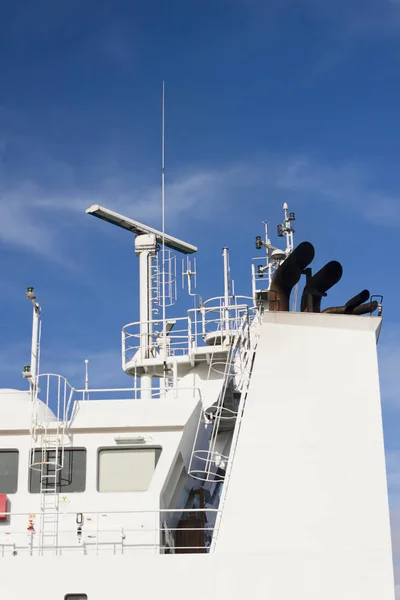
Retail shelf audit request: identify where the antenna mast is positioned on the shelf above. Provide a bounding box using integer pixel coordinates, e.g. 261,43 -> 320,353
281,202 -> 295,255
161,81 -> 168,388
24,287 -> 42,396
253,203 -> 296,301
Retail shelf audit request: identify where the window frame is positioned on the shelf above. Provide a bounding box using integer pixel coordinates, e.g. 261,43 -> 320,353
97,445 -> 162,493
29,447 -> 87,494
0,449 -> 19,494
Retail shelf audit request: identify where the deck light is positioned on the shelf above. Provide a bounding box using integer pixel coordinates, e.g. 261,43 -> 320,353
114,436 -> 146,445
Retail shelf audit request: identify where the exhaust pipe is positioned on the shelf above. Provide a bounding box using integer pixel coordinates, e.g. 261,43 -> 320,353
300,261 -> 343,313
270,241 -> 315,312
322,290 -> 378,315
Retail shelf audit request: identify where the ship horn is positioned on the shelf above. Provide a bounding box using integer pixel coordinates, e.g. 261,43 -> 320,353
300,260 -> 343,313
270,241 -> 315,312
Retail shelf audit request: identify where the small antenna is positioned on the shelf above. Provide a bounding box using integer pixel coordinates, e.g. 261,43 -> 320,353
222,247 -> 231,332
182,257 -> 201,307
84,359 -> 89,400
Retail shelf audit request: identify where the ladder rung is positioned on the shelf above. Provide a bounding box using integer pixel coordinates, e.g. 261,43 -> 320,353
42,518 -> 58,523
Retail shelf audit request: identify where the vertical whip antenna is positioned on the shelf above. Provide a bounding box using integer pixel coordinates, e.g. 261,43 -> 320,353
84,359 -> 89,401
161,81 -> 167,382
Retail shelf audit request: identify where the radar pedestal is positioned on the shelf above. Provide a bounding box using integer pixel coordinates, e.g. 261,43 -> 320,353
135,233 -> 158,399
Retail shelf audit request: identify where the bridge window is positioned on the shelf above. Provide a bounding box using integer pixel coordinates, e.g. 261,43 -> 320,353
29,448 -> 86,493
0,450 -> 19,494
97,447 -> 161,492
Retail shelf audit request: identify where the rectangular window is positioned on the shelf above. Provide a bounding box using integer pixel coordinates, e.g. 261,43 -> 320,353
65,595 -> 87,600
0,450 -> 19,494
98,447 -> 161,492
29,448 -> 86,493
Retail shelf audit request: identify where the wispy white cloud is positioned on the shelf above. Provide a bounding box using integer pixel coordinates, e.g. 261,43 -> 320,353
1,149 -> 400,261
272,156 -> 400,224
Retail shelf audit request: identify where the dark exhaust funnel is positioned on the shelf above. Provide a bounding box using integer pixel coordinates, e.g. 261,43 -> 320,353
300,260 -> 343,313
270,241 -> 315,311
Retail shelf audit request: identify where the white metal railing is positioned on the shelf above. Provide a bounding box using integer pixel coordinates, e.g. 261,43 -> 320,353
73,386 -> 203,402
32,381 -> 203,407
122,297 -> 256,368
31,373 -> 75,427
0,509 -> 220,557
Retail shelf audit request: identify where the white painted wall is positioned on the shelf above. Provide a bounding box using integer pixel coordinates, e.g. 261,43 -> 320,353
0,552 -> 395,600
177,362 -> 226,410
216,312 -> 395,598
0,395 -> 202,552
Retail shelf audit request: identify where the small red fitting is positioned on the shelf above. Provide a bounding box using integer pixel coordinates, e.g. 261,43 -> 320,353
27,519 -> 35,532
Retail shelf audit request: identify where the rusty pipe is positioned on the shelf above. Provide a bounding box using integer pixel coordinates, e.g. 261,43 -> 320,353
300,260 -> 343,313
343,289 -> 370,313
322,289 -> 372,315
352,301 -> 379,315
270,241 -> 315,311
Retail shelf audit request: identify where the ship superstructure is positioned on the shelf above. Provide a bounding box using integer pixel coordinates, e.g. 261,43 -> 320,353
0,204 -> 395,600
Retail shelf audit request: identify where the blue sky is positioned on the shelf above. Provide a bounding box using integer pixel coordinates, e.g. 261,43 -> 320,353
0,0 -> 399,589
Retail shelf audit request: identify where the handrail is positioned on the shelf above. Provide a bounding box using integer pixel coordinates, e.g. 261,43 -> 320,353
122,302 -> 258,369
0,508 -> 220,557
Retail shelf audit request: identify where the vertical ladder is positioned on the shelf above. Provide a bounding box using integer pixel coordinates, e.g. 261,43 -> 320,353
30,374 -> 70,556
150,254 -> 160,319
38,434 -> 64,555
